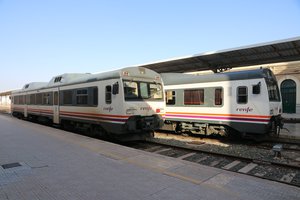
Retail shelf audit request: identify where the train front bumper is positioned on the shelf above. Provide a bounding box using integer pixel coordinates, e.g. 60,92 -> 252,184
126,114 -> 164,132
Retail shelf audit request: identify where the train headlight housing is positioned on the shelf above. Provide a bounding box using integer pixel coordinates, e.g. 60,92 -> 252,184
126,108 -> 137,115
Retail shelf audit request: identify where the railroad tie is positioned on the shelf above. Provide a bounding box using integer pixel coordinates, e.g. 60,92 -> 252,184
177,152 -> 196,160
153,148 -> 172,154
222,160 -> 241,170
238,163 -> 258,173
280,173 -> 296,183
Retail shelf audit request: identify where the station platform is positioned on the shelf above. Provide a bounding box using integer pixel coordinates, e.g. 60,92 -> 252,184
282,113 -> 300,125
279,123 -> 300,140
0,114 -> 299,200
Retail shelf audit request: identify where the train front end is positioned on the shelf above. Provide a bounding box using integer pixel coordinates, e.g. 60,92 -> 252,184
116,67 -> 165,139
264,69 -> 284,135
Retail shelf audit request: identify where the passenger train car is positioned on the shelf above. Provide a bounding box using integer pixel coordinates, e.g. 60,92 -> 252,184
161,68 -> 283,139
11,67 -> 165,140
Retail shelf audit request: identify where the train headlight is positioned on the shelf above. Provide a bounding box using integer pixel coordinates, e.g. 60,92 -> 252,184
126,108 -> 137,115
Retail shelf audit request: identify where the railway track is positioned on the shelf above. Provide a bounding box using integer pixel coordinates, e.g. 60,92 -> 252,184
125,133 -> 300,187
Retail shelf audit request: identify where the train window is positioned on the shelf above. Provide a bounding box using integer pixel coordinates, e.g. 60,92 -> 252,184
150,83 -> 163,99
19,95 -> 24,104
252,82 -> 261,94
30,94 -> 36,105
14,96 -> 19,104
237,86 -> 248,104
106,85 -> 112,104
53,92 -> 59,105
140,82 -> 149,99
36,93 -> 43,104
166,91 -> 176,105
76,89 -> 88,105
124,81 -> 138,99
62,90 -> 73,105
267,82 -> 280,101
124,81 -> 163,101
184,89 -> 204,105
215,88 -> 223,105
26,95 -> 30,104
42,93 -> 53,105
93,87 -> 98,106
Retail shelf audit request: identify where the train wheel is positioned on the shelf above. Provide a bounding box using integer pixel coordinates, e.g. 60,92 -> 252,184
269,120 -> 280,137
174,123 -> 182,134
91,125 -> 108,139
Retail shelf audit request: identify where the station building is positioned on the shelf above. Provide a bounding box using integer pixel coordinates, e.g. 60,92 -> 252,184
268,61 -> 300,115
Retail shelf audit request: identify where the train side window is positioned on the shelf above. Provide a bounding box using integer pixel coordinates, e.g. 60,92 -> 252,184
36,93 -> 42,104
106,85 -> 112,104
25,95 -> 30,105
252,82 -> 261,94
166,91 -> 176,105
43,93 -> 53,105
237,86 -> 248,104
30,94 -> 36,105
184,89 -> 204,105
19,95 -> 24,104
215,88 -> 223,105
76,89 -> 88,105
62,90 -> 73,105
14,96 -> 19,104
53,92 -> 58,105
92,87 -> 98,106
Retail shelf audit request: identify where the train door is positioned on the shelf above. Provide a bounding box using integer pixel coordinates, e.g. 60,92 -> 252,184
53,90 -> 60,124
281,79 -> 296,113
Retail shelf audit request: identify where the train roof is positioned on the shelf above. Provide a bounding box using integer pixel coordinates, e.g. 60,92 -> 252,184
161,68 -> 273,86
47,67 -> 160,87
13,67 -> 161,93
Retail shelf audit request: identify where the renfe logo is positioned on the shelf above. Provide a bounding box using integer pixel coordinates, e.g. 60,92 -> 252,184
103,106 -> 113,112
236,107 -> 253,113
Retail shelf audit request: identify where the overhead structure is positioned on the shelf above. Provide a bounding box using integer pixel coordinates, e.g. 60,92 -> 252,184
138,36 -> 300,73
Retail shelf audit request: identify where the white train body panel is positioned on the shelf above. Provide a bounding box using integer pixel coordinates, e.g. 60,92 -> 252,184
162,68 -> 282,136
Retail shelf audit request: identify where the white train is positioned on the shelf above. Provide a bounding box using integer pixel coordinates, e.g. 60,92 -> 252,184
11,67 -> 165,140
161,68 -> 283,139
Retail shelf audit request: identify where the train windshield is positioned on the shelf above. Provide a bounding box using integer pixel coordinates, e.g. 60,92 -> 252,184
123,80 -> 163,101
267,82 -> 281,101
264,69 -> 281,102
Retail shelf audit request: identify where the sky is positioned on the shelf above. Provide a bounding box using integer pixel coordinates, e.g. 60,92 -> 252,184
0,0 -> 300,91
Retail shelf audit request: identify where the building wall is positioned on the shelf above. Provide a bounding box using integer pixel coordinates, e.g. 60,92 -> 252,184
270,61 -> 300,114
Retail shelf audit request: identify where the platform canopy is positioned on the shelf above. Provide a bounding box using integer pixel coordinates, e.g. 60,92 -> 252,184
138,36 -> 300,73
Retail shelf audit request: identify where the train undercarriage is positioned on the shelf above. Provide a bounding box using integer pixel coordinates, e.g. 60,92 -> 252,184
161,118 -> 283,141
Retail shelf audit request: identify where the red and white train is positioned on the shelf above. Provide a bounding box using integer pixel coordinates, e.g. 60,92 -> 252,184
11,67 -> 165,140
161,68 -> 283,139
